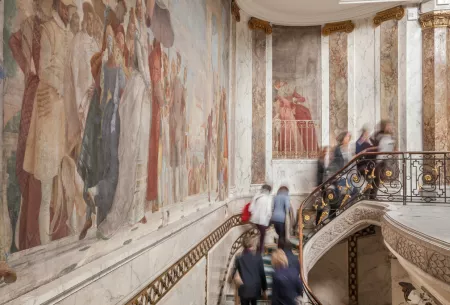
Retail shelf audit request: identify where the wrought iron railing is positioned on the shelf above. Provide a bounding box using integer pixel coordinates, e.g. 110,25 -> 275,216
273,119 -> 320,159
297,151 -> 450,305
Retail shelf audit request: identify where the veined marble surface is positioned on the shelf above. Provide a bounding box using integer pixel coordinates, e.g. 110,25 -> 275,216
1,196 -> 249,305
159,258 -> 206,305
271,159 -> 317,194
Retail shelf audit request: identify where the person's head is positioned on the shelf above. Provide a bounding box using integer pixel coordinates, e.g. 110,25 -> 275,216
261,184 -> 272,193
360,124 -> 370,140
336,131 -> 351,146
53,0 -> 76,26
70,11 -> 79,34
271,249 -> 288,269
277,186 -> 289,194
82,11 -> 94,36
243,236 -> 256,251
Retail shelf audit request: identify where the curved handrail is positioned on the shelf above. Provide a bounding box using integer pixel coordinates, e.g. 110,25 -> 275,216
297,150 -> 450,304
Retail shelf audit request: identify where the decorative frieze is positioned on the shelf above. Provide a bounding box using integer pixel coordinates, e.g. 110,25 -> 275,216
248,17 -> 272,34
322,20 -> 355,36
419,11 -> 450,29
231,0 -> 240,22
373,6 -> 405,27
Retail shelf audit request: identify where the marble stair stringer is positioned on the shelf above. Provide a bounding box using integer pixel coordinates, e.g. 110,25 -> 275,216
302,201 -> 392,279
382,214 -> 450,305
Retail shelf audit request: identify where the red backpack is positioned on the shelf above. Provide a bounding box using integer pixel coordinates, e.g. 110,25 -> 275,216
241,202 -> 251,223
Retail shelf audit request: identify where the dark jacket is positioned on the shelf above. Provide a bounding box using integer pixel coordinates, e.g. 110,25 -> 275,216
317,158 -> 326,187
233,250 -> 267,299
284,249 -> 301,276
272,267 -> 303,305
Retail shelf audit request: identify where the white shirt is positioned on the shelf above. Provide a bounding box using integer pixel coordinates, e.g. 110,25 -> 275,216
249,191 -> 273,226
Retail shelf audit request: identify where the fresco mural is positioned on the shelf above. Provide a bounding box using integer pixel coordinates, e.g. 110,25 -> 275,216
272,26 -> 321,158
0,0 -> 230,255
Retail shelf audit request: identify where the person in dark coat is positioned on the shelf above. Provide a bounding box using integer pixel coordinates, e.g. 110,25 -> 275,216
316,146 -> 329,187
230,236 -> 268,305
271,249 -> 303,305
279,239 -> 300,275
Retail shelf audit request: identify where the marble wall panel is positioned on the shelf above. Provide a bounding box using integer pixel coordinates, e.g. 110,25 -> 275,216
207,225 -> 250,305
329,32 -> 348,146
251,30 -> 267,184
271,160 -> 317,194
235,11 -> 253,193
357,227 -> 392,305
380,20 -> 399,141
321,34 -> 330,147
159,258 -> 206,305
422,28 -> 435,151
422,27 -> 449,151
230,19 -> 237,189
391,258 -> 411,305
265,34 -> 273,182
352,18 -> 377,136
309,240 -> 348,305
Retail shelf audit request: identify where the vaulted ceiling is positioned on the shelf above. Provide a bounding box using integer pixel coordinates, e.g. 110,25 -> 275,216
235,0 -> 421,26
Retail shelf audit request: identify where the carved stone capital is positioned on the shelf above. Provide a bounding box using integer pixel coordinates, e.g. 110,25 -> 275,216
231,0 -> 240,22
373,6 -> 405,27
419,11 -> 450,30
322,20 -> 355,36
248,17 -> 272,34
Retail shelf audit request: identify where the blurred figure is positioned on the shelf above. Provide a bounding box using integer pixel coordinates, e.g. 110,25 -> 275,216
278,239 -> 300,275
271,249 -> 303,305
249,184 -> 273,253
355,124 -> 376,176
370,120 -> 396,199
329,131 -> 352,174
229,236 -> 268,305
316,146 -> 329,186
271,186 -> 290,248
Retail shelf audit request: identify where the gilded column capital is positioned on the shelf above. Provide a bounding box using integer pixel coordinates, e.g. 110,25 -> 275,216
231,0 -> 240,22
321,20 -> 355,36
248,17 -> 272,34
373,6 -> 405,27
419,11 -> 450,29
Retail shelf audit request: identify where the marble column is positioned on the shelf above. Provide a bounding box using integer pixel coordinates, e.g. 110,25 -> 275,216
229,17 -> 237,191
235,11 -> 253,194
329,31 -> 349,147
398,7 -> 422,151
321,33 -> 330,147
251,30 -> 266,184
419,11 -> 450,151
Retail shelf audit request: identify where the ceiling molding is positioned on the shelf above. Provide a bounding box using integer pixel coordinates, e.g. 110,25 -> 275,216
248,17 -> 273,34
235,0 -> 415,26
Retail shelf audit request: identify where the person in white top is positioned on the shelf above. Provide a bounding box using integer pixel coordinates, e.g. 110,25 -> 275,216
250,184 -> 273,253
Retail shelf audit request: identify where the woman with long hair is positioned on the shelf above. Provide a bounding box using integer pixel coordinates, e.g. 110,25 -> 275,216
271,186 -> 290,248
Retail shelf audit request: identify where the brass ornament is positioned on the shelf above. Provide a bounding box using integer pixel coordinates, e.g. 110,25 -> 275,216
419,11 -> 450,30
322,20 -> 355,36
385,170 -> 393,177
231,0 -> 240,22
352,176 -> 360,183
327,193 -> 334,200
304,215 -> 311,221
248,17 -> 272,34
424,174 -> 432,182
373,6 -> 405,27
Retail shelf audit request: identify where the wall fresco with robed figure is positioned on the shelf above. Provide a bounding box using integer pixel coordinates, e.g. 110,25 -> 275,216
0,0 -> 230,259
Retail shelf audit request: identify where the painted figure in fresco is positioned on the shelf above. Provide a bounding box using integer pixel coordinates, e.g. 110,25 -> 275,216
125,8 -> 136,72
69,2 -> 100,153
205,110 -> 213,201
22,0 -> 77,245
292,92 -> 318,157
159,54 -> 173,206
274,82 -> 301,156
169,52 -> 185,203
70,12 -> 80,35
8,0 -> 53,250
77,25 -> 125,240
147,38 -> 163,211
97,0 -> 152,239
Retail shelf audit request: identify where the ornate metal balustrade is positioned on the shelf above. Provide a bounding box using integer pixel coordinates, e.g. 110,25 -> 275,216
127,215 -> 242,305
297,151 -> 450,305
273,119 -> 320,159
